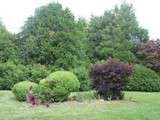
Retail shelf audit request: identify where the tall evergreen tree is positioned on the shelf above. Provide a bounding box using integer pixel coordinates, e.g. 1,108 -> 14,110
19,3 -> 89,68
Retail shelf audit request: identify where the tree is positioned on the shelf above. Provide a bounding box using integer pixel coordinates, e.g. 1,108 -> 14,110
135,39 -> 160,73
88,2 -> 148,62
0,21 -> 18,63
19,3 -> 89,68
18,3 -> 90,90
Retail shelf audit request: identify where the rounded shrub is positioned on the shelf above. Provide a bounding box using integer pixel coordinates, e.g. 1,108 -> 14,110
40,71 -> 80,102
126,64 -> 160,92
12,81 -> 38,101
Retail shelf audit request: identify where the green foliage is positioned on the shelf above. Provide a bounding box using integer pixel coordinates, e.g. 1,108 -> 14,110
71,66 -> 91,91
68,91 -> 97,101
127,64 -> 160,92
0,61 -> 28,90
88,3 -> 148,62
34,84 -> 52,102
19,2 -> 89,69
26,64 -> 51,83
113,51 -> 137,63
0,22 -> 19,63
40,71 -> 80,102
12,81 -> 38,101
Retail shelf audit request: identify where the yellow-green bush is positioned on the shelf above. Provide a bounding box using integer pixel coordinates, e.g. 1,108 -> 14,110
12,81 -> 38,101
40,71 -> 80,102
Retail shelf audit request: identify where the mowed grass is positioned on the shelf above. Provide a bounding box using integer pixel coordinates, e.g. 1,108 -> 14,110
0,91 -> 160,120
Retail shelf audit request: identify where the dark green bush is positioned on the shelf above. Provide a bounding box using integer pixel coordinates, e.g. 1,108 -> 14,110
26,64 -> 50,83
126,64 -> 160,92
113,51 -> 137,63
12,81 -> 38,101
71,66 -> 91,91
0,61 -> 28,90
40,71 -> 80,102
68,91 -> 97,101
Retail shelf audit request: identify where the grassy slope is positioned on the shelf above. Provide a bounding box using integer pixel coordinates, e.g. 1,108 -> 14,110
0,91 -> 160,120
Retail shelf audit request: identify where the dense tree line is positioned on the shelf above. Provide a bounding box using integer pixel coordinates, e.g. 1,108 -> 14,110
0,2 -> 159,91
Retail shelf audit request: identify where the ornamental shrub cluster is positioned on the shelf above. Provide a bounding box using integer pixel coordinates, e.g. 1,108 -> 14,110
1,2 -> 160,102
90,59 -> 133,100
12,71 -> 80,102
126,64 -> 160,92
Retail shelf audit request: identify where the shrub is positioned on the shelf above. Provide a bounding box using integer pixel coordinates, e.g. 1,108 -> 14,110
68,91 -> 97,101
40,71 -> 80,102
113,51 -> 137,63
12,81 -> 38,101
71,66 -> 91,91
90,59 -> 133,100
126,64 -> 160,92
34,84 -> 52,103
26,64 -> 50,83
0,61 -> 28,90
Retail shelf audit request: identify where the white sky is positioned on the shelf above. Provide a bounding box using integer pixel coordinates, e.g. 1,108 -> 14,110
0,0 -> 159,39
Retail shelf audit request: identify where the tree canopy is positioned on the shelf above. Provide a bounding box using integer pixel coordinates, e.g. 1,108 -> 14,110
19,3 -> 89,69
88,3 -> 148,63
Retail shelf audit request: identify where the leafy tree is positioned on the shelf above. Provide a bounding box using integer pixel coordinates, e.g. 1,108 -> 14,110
135,39 -> 160,73
17,3 -> 90,91
19,3 -> 89,68
88,3 -> 148,62
0,21 -> 18,62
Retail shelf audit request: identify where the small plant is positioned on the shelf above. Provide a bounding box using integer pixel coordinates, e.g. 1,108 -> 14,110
68,91 -> 97,101
90,59 -> 133,100
26,85 -> 50,107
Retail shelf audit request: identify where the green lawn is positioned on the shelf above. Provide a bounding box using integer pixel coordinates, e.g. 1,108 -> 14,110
0,91 -> 160,120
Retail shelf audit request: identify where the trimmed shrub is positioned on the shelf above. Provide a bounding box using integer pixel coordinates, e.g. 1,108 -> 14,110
68,91 -> 97,101
126,64 -> 160,92
0,61 -> 28,90
71,66 -> 91,91
12,81 -> 38,101
40,71 -> 80,102
26,64 -> 50,83
91,59 -> 133,100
